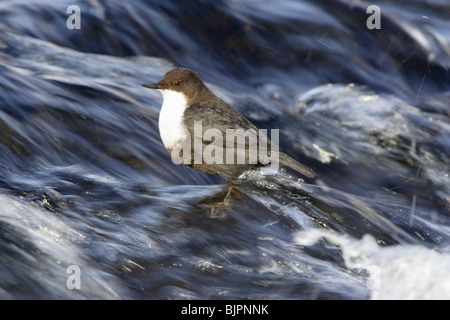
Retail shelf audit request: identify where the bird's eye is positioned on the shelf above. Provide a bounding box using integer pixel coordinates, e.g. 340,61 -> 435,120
174,80 -> 181,86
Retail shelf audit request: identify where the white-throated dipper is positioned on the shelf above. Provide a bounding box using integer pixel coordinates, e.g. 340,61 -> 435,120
142,68 -> 315,181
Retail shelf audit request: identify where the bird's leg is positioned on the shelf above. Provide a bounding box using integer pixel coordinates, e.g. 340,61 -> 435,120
223,180 -> 236,205
199,180 -> 240,218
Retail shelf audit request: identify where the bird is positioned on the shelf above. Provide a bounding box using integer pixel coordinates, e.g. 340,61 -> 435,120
142,68 -> 316,183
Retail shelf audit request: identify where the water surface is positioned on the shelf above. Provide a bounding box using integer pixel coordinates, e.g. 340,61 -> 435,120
0,0 -> 449,299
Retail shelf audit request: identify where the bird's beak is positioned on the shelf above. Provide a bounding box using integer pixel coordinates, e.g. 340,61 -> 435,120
142,82 -> 160,89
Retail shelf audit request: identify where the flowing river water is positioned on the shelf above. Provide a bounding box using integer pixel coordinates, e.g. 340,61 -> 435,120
0,0 -> 449,299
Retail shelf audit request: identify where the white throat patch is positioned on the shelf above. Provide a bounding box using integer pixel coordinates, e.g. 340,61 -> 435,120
158,89 -> 190,151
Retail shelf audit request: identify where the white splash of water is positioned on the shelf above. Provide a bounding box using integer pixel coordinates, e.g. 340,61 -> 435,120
294,229 -> 450,299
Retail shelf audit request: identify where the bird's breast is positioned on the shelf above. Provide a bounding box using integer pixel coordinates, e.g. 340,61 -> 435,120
158,90 -> 190,151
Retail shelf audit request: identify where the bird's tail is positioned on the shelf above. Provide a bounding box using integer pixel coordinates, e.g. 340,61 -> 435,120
278,152 -> 316,178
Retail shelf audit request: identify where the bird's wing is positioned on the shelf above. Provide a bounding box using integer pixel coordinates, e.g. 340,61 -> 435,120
184,100 -> 316,178
184,100 -> 262,150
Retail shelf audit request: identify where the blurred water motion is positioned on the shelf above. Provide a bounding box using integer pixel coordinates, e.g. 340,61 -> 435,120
0,0 -> 449,299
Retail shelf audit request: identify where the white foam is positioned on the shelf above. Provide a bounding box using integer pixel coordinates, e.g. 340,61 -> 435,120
294,229 -> 450,299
